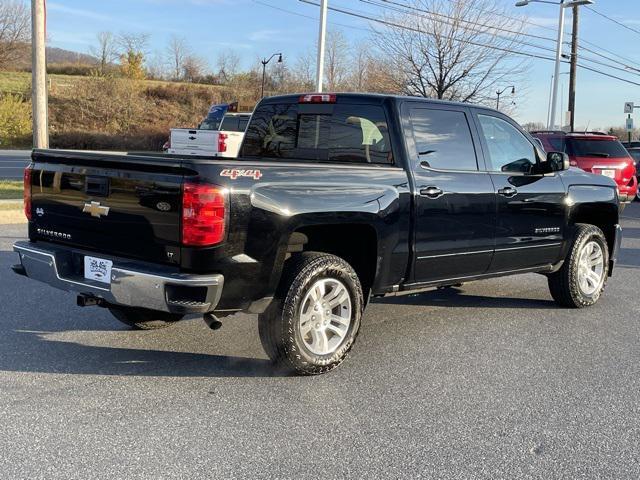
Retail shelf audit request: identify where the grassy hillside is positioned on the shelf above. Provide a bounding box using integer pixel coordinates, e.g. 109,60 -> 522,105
0,72 -> 248,151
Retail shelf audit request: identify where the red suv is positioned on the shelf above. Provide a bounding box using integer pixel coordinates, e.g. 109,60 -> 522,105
532,131 -> 638,203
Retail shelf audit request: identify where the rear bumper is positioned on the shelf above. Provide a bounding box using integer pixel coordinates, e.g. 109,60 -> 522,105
609,224 -> 623,276
13,241 -> 224,314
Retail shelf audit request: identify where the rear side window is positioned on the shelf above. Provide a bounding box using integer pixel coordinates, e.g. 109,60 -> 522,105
221,116 -> 251,132
241,103 -> 393,164
565,138 -> 629,158
410,108 -> 478,171
220,116 -> 239,132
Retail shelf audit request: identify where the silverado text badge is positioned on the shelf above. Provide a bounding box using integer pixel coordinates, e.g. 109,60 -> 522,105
83,201 -> 110,218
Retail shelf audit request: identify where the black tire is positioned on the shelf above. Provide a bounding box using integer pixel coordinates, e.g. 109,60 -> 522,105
258,252 -> 364,375
108,307 -> 184,330
547,224 -> 609,308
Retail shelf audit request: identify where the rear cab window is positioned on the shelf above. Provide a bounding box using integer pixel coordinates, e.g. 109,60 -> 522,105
241,99 -> 394,165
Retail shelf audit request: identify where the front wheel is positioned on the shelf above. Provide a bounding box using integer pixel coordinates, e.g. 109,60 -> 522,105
258,252 -> 364,375
547,224 -> 609,308
109,307 -> 184,330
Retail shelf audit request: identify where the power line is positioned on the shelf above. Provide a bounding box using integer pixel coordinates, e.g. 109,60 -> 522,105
362,0 -> 640,77
251,0 -> 371,32
585,5 -> 640,37
299,0 -> 640,88
361,0 -> 558,43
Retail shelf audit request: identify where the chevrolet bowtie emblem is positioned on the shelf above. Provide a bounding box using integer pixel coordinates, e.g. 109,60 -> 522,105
83,201 -> 110,218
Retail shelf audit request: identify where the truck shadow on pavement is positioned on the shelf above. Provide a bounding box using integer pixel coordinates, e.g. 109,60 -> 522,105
0,253 -> 286,378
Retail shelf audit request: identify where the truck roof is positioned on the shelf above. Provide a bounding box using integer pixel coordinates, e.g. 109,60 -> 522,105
260,92 -> 500,113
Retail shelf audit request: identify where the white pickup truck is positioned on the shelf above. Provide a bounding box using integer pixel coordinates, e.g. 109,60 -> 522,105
168,111 -> 251,158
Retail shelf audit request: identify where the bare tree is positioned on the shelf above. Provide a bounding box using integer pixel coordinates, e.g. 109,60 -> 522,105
324,30 -> 350,91
167,35 -> 189,81
216,50 -> 241,83
182,55 -> 208,83
117,32 -> 150,56
0,0 -> 30,69
372,0 -> 527,104
348,42 -> 371,91
90,31 -> 117,75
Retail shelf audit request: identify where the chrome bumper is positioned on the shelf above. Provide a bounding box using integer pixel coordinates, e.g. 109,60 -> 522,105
13,241 -> 224,314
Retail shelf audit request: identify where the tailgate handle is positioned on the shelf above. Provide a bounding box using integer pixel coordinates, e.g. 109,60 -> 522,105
85,176 -> 110,197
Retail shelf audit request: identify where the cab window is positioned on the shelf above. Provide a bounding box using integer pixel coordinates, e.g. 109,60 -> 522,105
410,108 -> 478,171
477,115 -> 537,173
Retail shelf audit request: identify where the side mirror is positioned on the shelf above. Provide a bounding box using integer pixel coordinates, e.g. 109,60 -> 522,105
547,151 -> 570,172
536,152 -> 571,174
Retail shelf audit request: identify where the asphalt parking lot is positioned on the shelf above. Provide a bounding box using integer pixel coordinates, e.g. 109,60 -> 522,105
1,205 -> 639,479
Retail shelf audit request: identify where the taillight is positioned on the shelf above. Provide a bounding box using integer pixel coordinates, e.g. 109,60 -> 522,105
218,133 -> 228,153
299,93 -> 337,103
622,160 -> 635,182
23,167 -> 32,221
182,183 -> 226,247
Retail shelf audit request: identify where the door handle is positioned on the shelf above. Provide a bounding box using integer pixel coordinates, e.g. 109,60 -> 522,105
420,186 -> 444,199
498,187 -> 518,198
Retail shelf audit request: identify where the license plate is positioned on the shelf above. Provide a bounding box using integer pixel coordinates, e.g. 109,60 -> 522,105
599,169 -> 616,178
84,256 -> 113,284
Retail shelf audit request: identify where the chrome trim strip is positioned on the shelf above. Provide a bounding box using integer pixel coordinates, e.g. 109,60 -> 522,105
417,242 -> 561,260
417,249 -> 493,260
494,242 -> 562,252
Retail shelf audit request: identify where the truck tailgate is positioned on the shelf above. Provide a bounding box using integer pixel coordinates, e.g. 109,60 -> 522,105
169,128 -> 219,156
29,150 -> 190,266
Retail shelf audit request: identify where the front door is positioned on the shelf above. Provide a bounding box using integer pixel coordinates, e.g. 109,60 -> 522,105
405,104 -> 496,284
473,112 -> 566,272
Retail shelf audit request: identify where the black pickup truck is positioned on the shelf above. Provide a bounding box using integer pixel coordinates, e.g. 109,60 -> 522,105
13,93 -> 622,375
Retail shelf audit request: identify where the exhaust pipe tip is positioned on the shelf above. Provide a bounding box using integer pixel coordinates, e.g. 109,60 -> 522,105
204,313 -> 222,330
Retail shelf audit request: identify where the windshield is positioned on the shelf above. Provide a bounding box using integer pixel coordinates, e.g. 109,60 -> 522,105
199,104 -> 230,130
565,138 -> 629,158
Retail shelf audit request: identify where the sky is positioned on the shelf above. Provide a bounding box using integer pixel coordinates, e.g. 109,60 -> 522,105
41,0 -> 640,129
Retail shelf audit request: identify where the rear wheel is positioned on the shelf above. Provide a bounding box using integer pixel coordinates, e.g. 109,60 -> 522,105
108,307 -> 183,330
547,224 -> 609,308
258,252 -> 364,375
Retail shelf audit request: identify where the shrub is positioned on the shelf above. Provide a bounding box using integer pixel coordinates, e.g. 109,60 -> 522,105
0,94 -> 31,147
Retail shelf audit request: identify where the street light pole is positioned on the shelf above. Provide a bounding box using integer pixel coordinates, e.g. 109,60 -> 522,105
316,0 -> 328,92
516,0 -> 594,130
549,0 -> 566,130
496,86 -> 515,111
260,53 -> 283,98
31,0 -> 48,149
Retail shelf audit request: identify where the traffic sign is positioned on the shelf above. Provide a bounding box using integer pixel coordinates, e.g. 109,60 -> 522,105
625,102 -> 634,113
626,116 -> 634,132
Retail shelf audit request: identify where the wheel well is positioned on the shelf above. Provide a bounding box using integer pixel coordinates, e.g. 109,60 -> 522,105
570,204 -> 618,256
289,224 -> 378,296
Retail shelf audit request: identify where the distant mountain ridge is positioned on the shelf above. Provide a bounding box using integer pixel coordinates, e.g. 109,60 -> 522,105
6,45 -> 99,70
46,47 -> 98,65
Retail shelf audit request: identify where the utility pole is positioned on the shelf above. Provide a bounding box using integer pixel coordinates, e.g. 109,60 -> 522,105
315,0 -> 328,92
31,0 -> 48,149
549,0 -> 566,130
568,4 -> 579,132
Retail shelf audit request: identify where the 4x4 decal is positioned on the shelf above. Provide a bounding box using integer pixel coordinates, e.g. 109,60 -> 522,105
220,168 -> 263,180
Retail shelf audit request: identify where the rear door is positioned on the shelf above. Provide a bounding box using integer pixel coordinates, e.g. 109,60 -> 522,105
404,103 -> 496,284
473,111 -> 566,272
